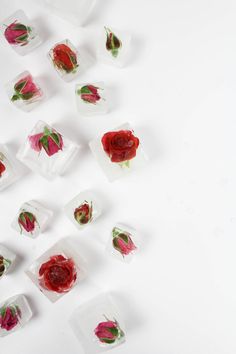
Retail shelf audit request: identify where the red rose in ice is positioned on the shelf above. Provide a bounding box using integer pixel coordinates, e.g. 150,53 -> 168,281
94,318 -> 124,344
105,27 -> 122,58
112,227 -> 137,257
0,305 -> 21,331
29,126 -> 63,157
0,161 -> 6,177
11,74 -> 41,102
4,21 -> 31,46
74,201 -> 93,225
101,130 -> 139,164
52,43 -> 78,73
39,255 -> 77,293
79,85 -> 101,104
18,211 -> 37,233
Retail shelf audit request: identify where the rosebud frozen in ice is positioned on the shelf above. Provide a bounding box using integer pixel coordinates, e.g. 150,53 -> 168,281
112,227 -> 137,256
78,85 -> 101,104
11,74 -> 41,102
94,318 -> 124,345
0,161 -> 6,177
18,211 -> 37,233
4,21 -> 31,46
0,305 -> 21,331
29,127 -> 63,157
0,256 -> 11,278
52,43 -> 78,73
105,27 -> 122,58
74,201 -> 93,225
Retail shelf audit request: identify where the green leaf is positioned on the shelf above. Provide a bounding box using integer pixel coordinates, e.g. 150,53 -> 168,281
50,132 -> 60,146
11,94 -> 19,101
43,127 -> 50,135
108,326 -> 119,337
15,33 -> 28,43
40,135 -> 49,152
118,232 -> 129,244
100,338 -> 116,344
80,86 -> 91,94
14,80 -> 27,93
111,48 -> 119,58
21,92 -> 34,101
13,23 -> 27,31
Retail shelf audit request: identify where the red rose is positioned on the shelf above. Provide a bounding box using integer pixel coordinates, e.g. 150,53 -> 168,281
52,43 -> 78,73
94,318 -> 125,344
0,161 -> 6,177
112,227 -> 137,256
79,85 -> 101,104
74,201 -> 93,225
0,305 -> 21,331
101,130 -> 139,164
11,74 -> 41,102
39,255 -> 77,293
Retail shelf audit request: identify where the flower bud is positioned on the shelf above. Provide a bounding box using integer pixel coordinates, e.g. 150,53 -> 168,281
78,85 -> 101,104
74,201 -> 93,225
29,127 -> 63,157
4,21 -> 31,46
105,27 -> 122,58
112,227 -> 137,256
52,43 -> 78,73
18,211 -> 37,233
11,74 -> 41,102
94,318 -> 124,344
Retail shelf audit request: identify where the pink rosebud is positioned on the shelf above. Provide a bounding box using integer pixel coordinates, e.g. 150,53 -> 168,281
11,75 -> 41,102
29,127 -> 63,157
0,305 -> 21,331
94,318 -> 124,345
4,21 -> 31,46
18,211 -> 37,233
78,85 -> 101,104
112,227 -> 137,256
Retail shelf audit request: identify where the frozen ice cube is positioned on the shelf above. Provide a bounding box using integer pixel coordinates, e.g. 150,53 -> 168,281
64,190 -> 101,230
16,120 -> 79,180
0,144 -> 22,192
69,293 -> 126,353
25,238 -> 86,303
89,122 -> 147,182
105,223 -> 139,263
0,9 -> 41,55
11,200 -> 53,238
97,26 -> 131,68
75,81 -> 108,116
5,71 -> 44,112
0,294 -> 32,337
0,244 -> 16,279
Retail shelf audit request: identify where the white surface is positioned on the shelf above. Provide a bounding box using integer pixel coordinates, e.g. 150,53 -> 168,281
0,0 -> 233,353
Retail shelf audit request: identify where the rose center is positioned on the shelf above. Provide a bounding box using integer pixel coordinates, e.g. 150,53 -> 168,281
48,265 -> 70,285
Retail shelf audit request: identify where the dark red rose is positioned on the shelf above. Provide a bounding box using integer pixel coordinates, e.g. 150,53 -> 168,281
52,43 -> 78,73
101,130 -> 139,163
105,27 -> 122,58
18,211 -> 37,233
39,255 -> 77,293
74,201 -> 93,225
0,161 -> 6,177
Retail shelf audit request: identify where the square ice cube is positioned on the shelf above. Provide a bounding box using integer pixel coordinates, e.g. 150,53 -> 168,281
75,82 -> 108,116
0,244 -> 16,279
106,223 -> 139,263
42,0 -> 96,26
48,39 -> 85,82
5,71 -> 44,112
25,238 -> 86,303
16,120 -> 78,180
97,26 -> 131,68
69,293 -> 126,353
0,294 -> 32,337
89,123 -> 147,182
0,144 -> 22,192
0,10 -> 41,55
64,191 -> 101,230
11,200 -> 53,239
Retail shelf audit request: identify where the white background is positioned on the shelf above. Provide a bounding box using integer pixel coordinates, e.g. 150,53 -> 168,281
0,0 -> 234,353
